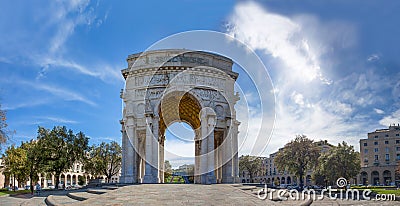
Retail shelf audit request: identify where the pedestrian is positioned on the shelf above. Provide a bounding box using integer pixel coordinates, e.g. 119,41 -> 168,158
35,183 -> 41,195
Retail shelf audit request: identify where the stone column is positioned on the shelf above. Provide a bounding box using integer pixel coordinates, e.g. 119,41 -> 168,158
222,119 -> 234,183
52,175 -> 55,187
143,116 -> 155,183
391,168 -> 396,185
159,137 -> 164,183
152,116 -> 160,183
200,114 -> 209,184
232,120 -> 240,182
123,118 -> 137,183
206,114 -> 216,184
121,121 -> 127,183
194,137 -> 201,184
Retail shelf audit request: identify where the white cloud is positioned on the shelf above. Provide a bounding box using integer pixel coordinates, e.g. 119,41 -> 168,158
227,2 -> 371,154
40,116 -> 78,124
374,108 -> 385,114
291,91 -> 305,106
36,57 -> 124,83
227,1 -> 331,84
12,79 -> 97,107
2,99 -> 50,110
367,54 -> 380,62
379,109 -> 400,126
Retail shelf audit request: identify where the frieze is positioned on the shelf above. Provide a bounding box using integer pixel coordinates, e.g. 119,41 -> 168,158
133,73 -> 225,88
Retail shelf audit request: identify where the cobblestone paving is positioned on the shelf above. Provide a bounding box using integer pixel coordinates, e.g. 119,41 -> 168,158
80,184 -> 400,206
1,185 -> 400,205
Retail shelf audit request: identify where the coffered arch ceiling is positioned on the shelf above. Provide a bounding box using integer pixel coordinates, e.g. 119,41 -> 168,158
158,92 -> 201,137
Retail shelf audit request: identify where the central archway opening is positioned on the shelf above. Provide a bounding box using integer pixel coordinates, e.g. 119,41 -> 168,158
158,92 -> 202,184
164,122 -> 195,183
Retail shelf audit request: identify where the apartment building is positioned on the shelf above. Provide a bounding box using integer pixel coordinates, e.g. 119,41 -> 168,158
359,124 -> 400,186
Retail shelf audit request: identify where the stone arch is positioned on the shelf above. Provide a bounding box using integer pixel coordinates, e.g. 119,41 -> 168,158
66,174 -> 71,185
72,175 -> 76,185
371,171 -> 380,185
157,91 -> 202,136
360,171 -> 368,185
383,170 -> 392,185
281,177 -> 285,184
287,176 -> 291,185
121,49 -> 240,185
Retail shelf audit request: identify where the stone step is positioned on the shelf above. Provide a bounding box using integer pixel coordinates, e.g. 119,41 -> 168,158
101,185 -> 119,190
45,195 -> 79,206
87,189 -> 107,194
67,191 -> 100,201
239,186 -> 257,190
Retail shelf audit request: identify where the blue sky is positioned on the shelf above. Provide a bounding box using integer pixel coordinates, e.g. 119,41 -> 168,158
1,1 -> 399,166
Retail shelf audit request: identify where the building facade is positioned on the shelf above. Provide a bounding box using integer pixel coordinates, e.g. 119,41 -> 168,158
358,124 -> 400,186
0,160 -> 120,189
261,140 -> 333,186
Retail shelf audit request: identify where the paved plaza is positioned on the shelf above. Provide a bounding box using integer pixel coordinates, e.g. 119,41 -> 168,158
1,184 -> 400,205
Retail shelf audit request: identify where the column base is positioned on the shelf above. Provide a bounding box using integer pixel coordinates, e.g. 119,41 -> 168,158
143,175 -> 156,183
233,176 -> 240,183
222,176 -> 235,183
121,175 -> 135,184
206,174 -> 216,184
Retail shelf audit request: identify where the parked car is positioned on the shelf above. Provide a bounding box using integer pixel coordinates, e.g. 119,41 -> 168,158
25,185 -> 30,190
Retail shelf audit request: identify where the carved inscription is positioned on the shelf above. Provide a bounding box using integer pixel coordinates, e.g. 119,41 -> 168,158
134,73 -> 225,88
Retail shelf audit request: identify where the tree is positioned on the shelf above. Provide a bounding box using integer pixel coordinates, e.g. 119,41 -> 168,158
239,155 -> 262,183
274,135 -> 320,188
37,126 -> 89,189
0,104 -> 11,149
84,141 -> 122,183
164,160 -> 172,181
317,141 -> 361,186
2,145 -> 28,191
21,141 -> 43,194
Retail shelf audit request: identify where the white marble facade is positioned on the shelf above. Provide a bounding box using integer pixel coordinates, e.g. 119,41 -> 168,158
120,49 -> 240,184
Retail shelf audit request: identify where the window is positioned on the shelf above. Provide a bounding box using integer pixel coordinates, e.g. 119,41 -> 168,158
363,142 -> 368,146
397,140 -> 400,144
374,148 -> 379,152
385,140 -> 389,144
397,154 -> 400,160
374,142 -> 378,145
385,134 -> 389,137
364,149 -> 368,154
397,147 -> 400,151
364,158 -> 368,162
397,134 -> 399,136
385,154 -> 390,161
375,135 -> 379,138
375,155 -> 379,161
386,147 -> 390,153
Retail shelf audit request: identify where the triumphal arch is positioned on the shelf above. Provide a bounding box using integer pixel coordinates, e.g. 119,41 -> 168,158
120,49 -> 240,184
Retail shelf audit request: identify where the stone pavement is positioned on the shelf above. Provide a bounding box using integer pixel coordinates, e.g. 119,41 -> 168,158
1,184 -> 400,205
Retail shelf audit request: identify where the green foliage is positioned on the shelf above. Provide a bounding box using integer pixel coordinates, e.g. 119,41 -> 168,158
37,126 -> 89,189
84,141 -> 121,183
316,141 -> 361,185
20,141 -> 43,194
2,145 -> 28,190
0,103 -> 12,149
239,155 -> 262,183
274,135 -> 320,187
164,160 -> 172,181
